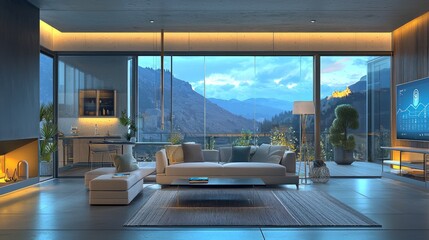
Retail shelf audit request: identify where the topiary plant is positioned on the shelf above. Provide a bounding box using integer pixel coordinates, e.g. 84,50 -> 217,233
329,104 -> 359,151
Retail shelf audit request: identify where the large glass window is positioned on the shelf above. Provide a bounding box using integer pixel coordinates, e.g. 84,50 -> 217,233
320,56 -> 391,164
57,56 -> 134,176
39,52 -> 54,179
171,57 -> 205,143
137,56 -> 172,142
138,56 -> 313,152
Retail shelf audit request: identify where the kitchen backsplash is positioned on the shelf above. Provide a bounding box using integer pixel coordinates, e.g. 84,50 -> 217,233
58,117 -> 127,137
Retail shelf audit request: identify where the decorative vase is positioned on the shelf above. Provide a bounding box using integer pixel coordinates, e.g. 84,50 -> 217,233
309,160 -> 330,183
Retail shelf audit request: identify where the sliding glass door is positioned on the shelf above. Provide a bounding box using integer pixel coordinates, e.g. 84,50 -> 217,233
319,56 -> 391,176
39,52 -> 55,179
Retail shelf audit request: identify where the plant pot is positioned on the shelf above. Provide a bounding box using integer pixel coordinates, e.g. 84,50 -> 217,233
40,161 -> 53,176
333,147 -> 355,165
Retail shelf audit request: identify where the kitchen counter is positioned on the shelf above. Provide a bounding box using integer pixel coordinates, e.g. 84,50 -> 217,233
58,135 -> 123,166
59,135 -> 121,139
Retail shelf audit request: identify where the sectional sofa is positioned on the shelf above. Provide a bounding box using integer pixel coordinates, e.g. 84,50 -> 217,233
155,143 -> 299,188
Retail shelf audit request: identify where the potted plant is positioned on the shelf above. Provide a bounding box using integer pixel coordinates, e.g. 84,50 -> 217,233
232,130 -> 253,146
40,103 -> 58,176
270,126 -> 297,151
329,104 -> 359,165
168,130 -> 184,145
119,110 -> 137,141
205,136 -> 216,150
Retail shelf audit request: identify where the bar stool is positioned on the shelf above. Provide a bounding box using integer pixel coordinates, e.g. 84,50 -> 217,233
88,142 -> 121,169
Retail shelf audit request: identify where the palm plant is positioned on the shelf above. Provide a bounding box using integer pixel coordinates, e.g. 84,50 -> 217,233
119,110 -> 137,141
40,103 -> 58,162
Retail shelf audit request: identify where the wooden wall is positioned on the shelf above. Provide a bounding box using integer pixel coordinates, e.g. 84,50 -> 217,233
392,12 -> 429,148
0,0 -> 40,141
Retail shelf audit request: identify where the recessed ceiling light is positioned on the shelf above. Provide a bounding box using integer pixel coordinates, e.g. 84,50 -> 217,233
310,20 -> 316,23
149,20 -> 155,23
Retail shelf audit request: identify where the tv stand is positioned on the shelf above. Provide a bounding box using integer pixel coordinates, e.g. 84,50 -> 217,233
381,146 -> 429,188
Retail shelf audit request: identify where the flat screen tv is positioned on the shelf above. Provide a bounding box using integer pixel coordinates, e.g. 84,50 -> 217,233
396,76 -> 429,141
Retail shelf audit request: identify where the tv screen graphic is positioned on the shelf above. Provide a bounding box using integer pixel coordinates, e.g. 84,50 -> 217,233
396,77 -> 429,141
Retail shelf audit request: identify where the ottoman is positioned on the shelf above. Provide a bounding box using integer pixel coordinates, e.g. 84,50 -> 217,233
85,166 -> 156,188
89,172 -> 143,205
84,167 -> 117,188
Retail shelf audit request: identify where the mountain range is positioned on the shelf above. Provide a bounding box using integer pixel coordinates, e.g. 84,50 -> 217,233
138,67 -> 254,134
208,98 -> 293,122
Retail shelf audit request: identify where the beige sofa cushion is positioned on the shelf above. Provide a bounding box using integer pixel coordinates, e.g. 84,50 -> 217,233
222,162 -> 286,176
182,143 -> 204,162
165,144 -> 184,164
165,162 -> 224,176
156,149 -> 168,174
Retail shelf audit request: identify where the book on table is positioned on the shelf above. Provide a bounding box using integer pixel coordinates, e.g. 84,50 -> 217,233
188,177 -> 209,183
112,173 -> 130,178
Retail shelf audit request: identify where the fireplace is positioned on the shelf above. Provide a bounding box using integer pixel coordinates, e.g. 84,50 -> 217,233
0,138 -> 39,194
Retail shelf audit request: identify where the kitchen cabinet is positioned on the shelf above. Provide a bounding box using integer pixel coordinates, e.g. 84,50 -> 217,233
79,90 -> 116,117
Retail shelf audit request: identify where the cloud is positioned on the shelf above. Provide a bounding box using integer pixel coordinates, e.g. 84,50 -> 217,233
274,77 -> 284,85
151,55 -> 372,102
287,83 -> 298,89
322,58 -> 350,73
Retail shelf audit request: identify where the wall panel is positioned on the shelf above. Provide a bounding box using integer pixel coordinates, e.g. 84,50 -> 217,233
0,0 -> 40,141
392,12 -> 429,148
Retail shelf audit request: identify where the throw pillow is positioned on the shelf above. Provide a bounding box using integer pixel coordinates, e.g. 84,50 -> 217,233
229,146 -> 251,162
112,153 -> 139,172
250,145 -> 258,157
182,143 -> 204,162
165,144 -> 184,165
250,144 -> 271,162
269,145 -> 287,155
266,150 -> 284,164
219,146 -> 232,163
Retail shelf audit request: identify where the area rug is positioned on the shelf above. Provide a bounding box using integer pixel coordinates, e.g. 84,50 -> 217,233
124,189 -> 380,227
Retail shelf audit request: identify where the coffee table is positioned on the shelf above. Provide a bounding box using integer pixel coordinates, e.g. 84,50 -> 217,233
171,177 -> 265,186
170,178 -> 265,207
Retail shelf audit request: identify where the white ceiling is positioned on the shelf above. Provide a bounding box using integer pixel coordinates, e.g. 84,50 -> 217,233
28,0 -> 429,32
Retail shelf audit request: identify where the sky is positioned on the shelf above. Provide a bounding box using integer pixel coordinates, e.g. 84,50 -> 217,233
138,56 -> 380,101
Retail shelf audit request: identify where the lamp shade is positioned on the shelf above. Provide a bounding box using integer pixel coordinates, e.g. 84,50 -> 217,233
292,101 -> 315,115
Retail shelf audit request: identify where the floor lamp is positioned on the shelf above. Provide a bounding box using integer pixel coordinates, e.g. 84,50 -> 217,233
293,101 -> 315,185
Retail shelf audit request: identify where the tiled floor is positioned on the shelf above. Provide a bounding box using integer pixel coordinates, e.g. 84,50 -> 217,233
59,161 -> 381,178
1,178 -> 429,240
